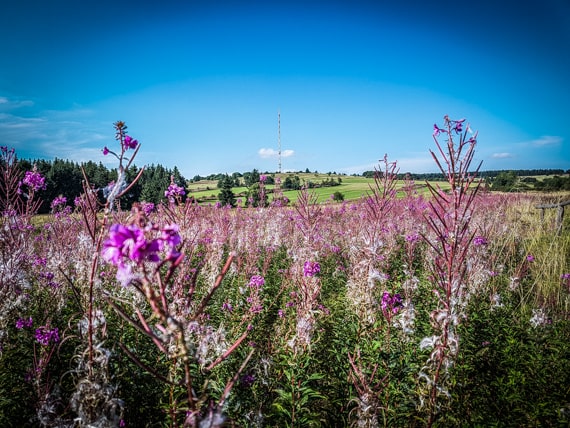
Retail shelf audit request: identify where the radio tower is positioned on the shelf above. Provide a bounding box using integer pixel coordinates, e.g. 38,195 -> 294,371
278,110 -> 282,174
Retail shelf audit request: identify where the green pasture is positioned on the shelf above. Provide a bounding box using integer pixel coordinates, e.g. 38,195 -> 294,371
186,173 -> 451,204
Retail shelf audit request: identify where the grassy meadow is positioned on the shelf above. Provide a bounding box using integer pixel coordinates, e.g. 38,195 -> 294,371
187,173 -> 452,204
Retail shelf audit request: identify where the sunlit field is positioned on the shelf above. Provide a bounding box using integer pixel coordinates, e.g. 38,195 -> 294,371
1,119 -> 569,427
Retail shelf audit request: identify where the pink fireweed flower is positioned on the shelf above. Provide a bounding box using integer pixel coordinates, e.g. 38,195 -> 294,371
381,291 -> 403,314
526,254 -> 535,262
102,223 -> 182,284
433,124 -> 447,137
102,224 -> 161,267
303,261 -> 321,277
473,235 -> 488,246
19,168 -> 46,192
50,196 -> 67,210
16,317 -> 33,329
164,182 -> 186,200
141,202 -> 155,216
161,224 -> 182,247
34,326 -> 60,346
222,301 -> 233,312
123,135 -> 138,150
453,118 -> 465,134
248,275 -> 265,288
405,233 -> 420,243
102,146 -> 109,155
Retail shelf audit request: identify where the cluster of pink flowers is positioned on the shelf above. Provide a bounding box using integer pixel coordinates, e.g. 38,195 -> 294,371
123,135 -> 138,150
248,275 -> 265,288
50,196 -> 67,211
102,222 -> 182,285
34,326 -> 60,346
102,130 -> 138,157
473,235 -> 488,246
303,261 -> 321,277
18,168 -> 46,193
164,182 -> 186,200
16,317 -> 34,329
381,291 -> 403,315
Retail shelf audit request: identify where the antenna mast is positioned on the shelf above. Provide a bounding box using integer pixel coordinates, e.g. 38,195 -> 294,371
278,110 -> 281,174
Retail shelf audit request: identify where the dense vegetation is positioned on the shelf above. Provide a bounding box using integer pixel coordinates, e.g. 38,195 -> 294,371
1,119 -> 569,427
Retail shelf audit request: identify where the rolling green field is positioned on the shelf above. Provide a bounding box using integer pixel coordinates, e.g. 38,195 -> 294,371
186,173 -> 451,204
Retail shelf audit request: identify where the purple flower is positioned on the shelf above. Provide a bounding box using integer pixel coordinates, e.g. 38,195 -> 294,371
278,309 -> 285,318
16,317 -> 33,329
164,183 -> 186,200
34,326 -> 59,346
259,175 -> 267,183
161,224 -> 182,249
222,301 -> 233,312
303,261 -> 321,277
405,233 -> 420,243
561,273 -> 570,280
50,196 -> 67,210
381,291 -> 403,314
473,235 -> 488,246
102,146 -> 109,155
102,224 -> 161,267
249,275 -> 265,288
526,254 -> 535,262
433,124 -> 447,138
141,202 -> 155,216
20,169 -> 46,192
453,119 -> 465,134
123,135 -> 138,150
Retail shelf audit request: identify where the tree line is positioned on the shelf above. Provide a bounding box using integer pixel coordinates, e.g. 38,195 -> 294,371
15,158 -> 187,213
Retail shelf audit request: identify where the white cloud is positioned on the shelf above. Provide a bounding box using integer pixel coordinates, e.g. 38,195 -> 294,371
0,96 -> 34,110
531,135 -> 562,147
258,148 -> 294,159
492,153 -> 514,159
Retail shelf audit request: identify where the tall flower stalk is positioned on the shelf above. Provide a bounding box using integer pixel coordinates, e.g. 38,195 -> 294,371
420,116 -> 481,425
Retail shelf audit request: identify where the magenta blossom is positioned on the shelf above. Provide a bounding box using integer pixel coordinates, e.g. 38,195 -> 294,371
381,291 -> 403,315
123,135 -> 138,150
473,235 -> 488,246
433,124 -> 447,137
102,222 -> 182,284
526,254 -> 535,262
20,169 -> 46,192
303,261 -> 321,277
35,326 -> 60,346
50,196 -> 67,210
16,317 -> 33,329
453,118 -> 465,133
102,146 -> 109,155
249,275 -> 265,288
141,202 -> 155,216
102,224 -> 161,267
164,183 -> 186,200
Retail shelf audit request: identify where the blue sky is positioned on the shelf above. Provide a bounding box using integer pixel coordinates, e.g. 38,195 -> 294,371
1,0 -> 569,177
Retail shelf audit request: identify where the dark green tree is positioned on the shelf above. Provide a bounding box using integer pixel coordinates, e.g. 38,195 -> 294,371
217,174 -> 236,207
243,169 -> 260,188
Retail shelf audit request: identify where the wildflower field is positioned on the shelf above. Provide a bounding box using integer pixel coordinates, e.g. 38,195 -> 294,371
1,118 -> 569,427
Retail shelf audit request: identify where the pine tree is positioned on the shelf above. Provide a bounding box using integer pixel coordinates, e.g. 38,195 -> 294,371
217,174 -> 236,207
